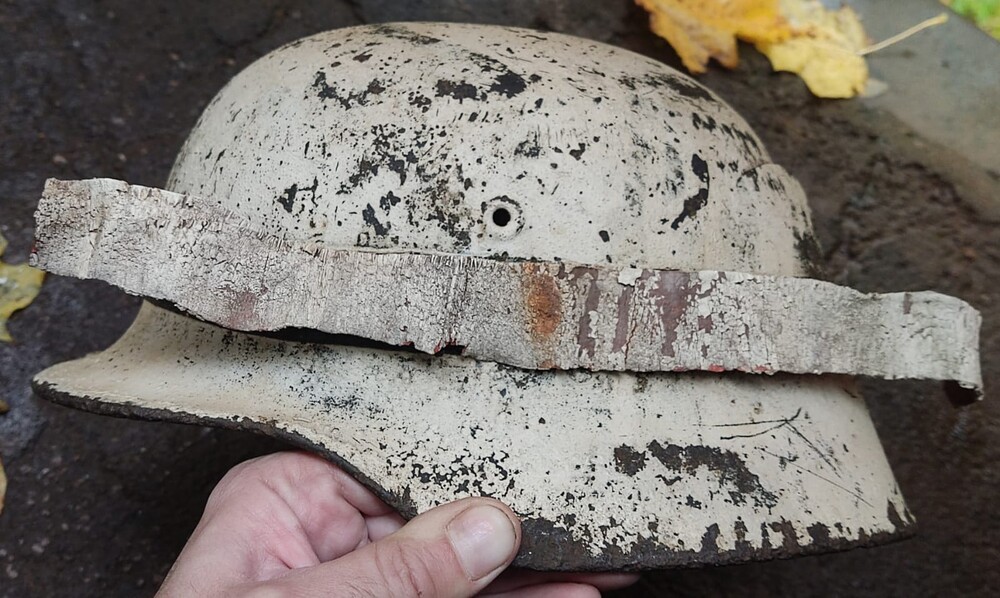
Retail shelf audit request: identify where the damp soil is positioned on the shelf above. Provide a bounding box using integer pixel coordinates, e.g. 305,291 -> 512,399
1,1 -> 997,596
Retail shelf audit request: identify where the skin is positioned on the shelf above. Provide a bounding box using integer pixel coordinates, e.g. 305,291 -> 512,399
157,451 -> 638,597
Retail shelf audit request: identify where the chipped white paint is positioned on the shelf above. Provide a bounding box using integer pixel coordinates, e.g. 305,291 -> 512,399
30,23 -> 978,569
33,178 -> 982,398
617,267 -> 644,286
37,303 -> 913,569
164,23 -> 812,276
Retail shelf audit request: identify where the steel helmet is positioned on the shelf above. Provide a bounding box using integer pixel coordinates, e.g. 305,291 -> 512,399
31,23 -> 981,570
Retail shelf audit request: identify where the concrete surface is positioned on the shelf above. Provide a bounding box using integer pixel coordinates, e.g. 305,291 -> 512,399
852,0 -> 1000,223
1,0 -> 997,595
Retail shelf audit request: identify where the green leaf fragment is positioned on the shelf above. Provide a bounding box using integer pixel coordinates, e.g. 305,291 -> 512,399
945,0 -> 1000,38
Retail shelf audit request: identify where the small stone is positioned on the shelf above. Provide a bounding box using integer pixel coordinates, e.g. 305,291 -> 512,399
52,154 -> 68,165
31,538 -> 48,555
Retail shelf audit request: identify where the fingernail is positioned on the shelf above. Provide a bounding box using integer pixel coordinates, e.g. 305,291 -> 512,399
446,504 -> 517,581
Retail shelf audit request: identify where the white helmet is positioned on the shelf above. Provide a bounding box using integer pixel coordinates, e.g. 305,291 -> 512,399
32,23 -> 980,570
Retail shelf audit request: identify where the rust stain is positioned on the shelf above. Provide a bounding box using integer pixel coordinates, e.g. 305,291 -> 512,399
521,263 -> 563,345
220,285 -> 262,329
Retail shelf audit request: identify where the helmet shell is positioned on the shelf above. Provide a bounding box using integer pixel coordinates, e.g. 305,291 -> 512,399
168,22 -> 815,275
34,23 -> 910,570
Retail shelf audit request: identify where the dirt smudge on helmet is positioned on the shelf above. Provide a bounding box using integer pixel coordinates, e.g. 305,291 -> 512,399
275,177 -> 319,215
647,440 -> 778,509
312,71 -> 386,109
794,228 -> 825,278
489,70 -> 528,98
435,79 -> 480,102
670,153 -> 710,230
614,444 -> 647,476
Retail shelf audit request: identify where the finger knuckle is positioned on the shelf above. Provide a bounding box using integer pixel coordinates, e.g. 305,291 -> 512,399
371,539 -> 446,597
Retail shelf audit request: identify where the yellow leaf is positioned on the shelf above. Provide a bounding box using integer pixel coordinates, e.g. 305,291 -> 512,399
635,0 -> 790,73
756,0 -> 869,98
0,456 -> 6,516
0,231 -> 45,342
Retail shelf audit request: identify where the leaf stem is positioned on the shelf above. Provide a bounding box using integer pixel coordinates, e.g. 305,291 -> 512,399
859,12 -> 949,56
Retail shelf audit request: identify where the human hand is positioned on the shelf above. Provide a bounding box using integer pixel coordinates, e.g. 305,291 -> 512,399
157,451 -> 638,597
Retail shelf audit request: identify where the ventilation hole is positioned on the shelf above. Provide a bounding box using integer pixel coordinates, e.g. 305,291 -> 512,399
492,207 -> 512,227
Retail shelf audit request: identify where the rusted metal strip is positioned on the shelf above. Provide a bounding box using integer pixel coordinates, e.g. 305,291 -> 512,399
33,178 -> 983,400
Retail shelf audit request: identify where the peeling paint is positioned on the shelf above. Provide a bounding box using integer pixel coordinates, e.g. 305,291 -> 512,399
617,267 -> 643,286
26,22 -> 973,571
31,178 -> 984,400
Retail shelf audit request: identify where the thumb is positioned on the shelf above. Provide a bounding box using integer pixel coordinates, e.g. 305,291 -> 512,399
266,497 -> 521,598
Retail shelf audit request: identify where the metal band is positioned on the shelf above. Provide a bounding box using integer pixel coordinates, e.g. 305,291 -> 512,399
33,178 -> 983,402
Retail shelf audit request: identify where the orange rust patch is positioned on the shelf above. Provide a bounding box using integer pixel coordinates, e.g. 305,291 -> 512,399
521,263 -> 562,343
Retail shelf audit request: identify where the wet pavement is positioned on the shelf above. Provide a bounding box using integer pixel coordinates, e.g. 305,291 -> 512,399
1,1 -> 997,595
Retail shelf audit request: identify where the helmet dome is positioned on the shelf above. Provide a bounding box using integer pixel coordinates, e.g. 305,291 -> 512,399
168,22 -> 814,276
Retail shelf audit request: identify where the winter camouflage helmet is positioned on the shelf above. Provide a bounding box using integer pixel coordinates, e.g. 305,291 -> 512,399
31,23 -> 981,570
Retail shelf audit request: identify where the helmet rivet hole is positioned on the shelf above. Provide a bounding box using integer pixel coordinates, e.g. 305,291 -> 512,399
492,208 -> 512,227
483,197 -> 523,239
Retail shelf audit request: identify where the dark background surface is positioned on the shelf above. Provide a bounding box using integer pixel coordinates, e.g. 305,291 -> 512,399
1,1 -> 997,596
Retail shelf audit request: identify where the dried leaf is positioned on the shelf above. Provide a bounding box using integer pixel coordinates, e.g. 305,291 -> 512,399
0,456 -> 6,516
755,0 -> 869,98
635,0 -> 789,73
637,0 -> 949,99
0,231 -> 45,342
